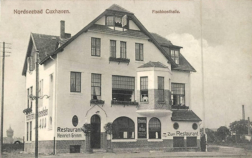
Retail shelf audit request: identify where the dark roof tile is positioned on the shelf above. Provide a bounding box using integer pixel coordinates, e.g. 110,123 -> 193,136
138,61 -> 168,68
107,4 -> 133,14
171,110 -> 202,122
151,33 -> 173,47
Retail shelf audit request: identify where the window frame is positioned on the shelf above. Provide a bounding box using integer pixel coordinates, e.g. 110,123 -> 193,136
171,83 -> 185,106
70,72 -> 81,93
112,117 -> 135,139
110,40 -> 116,58
158,76 -> 164,102
140,76 -> 148,102
91,37 -> 101,57
112,75 -> 135,102
26,122 -> 29,141
149,117 -> 161,139
170,49 -> 180,64
27,89 -> 29,108
106,16 -> 123,28
135,43 -> 144,61
120,41 -> 127,59
30,86 -> 33,108
30,121 -> 32,141
91,73 -> 101,100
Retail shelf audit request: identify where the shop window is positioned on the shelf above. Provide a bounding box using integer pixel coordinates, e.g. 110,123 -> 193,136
26,122 -> 29,141
112,76 -> 135,101
171,83 -> 185,105
120,42 -> 127,59
91,74 -> 101,100
173,137 -> 184,147
70,72 -> 81,92
110,40 -> 116,58
70,145 -> 81,153
173,122 -> 179,130
112,117 -> 135,139
140,77 -> 148,102
135,43 -> 143,61
91,37 -> 101,57
30,121 -> 32,141
171,49 -> 179,64
192,123 -> 198,130
149,117 -> 161,139
187,137 -> 197,147
158,77 -> 164,102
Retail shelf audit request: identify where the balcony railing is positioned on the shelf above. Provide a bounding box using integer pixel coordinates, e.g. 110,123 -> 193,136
90,99 -> 105,106
111,100 -> 139,107
171,105 -> 189,110
109,57 -> 130,64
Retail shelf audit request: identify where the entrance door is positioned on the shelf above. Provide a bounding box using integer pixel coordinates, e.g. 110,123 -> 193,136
90,115 -> 101,148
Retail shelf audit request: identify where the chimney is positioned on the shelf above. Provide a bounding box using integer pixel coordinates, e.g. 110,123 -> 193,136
242,105 -> 245,120
60,20 -> 65,39
248,117 -> 251,136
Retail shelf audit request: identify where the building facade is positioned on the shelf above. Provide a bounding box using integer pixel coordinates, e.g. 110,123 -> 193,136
22,4 -> 201,154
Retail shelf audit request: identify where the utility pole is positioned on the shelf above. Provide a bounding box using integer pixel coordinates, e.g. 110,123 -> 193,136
0,42 -> 11,156
200,0 -> 207,152
1,42 -> 5,155
35,50 -> 39,158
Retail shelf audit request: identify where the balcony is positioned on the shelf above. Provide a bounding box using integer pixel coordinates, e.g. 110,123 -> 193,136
23,107 -> 32,115
171,104 -> 189,110
109,57 -> 130,64
90,99 -> 105,106
111,100 -> 138,107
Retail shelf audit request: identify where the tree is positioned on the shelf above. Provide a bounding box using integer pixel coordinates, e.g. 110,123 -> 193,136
200,128 -> 216,143
215,126 -> 230,141
229,120 -> 251,135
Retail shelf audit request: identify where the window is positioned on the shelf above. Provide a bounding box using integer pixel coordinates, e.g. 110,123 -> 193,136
110,40 -> 116,58
158,77 -> 164,102
112,117 -> 135,139
171,50 -> 179,64
30,121 -> 32,141
149,117 -> 161,139
91,73 -> 101,100
26,122 -> 29,141
70,72 -> 81,92
91,37 -> 101,56
135,43 -> 143,61
192,123 -> 198,130
112,76 -> 135,101
30,87 -> 33,108
39,79 -> 43,97
27,89 -> 29,108
187,137 -> 197,147
171,83 -> 185,105
140,77 -> 148,102
106,16 -> 122,27
173,137 -> 184,147
173,122 -> 179,130
120,42 -> 127,59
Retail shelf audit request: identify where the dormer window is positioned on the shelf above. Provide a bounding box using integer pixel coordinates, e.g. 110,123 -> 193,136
171,49 -> 179,64
106,16 -> 122,27
106,15 -> 128,28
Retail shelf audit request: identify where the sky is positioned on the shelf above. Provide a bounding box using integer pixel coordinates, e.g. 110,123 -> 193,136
0,0 -> 252,138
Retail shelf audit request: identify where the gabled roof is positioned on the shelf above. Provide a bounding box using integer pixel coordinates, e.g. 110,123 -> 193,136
106,4 -> 133,14
171,110 -> 202,122
89,24 -> 148,39
22,33 -> 61,76
151,33 -> 173,47
138,61 -> 168,68
39,4 -> 178,68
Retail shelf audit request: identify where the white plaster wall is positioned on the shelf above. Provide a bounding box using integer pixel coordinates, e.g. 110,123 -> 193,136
129,20 -> 140,30
55,31 -> 172,140
95,16 -> 105,25
171,71 -> 190,107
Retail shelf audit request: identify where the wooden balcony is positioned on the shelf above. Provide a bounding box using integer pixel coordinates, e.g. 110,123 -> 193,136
109,57 -> 130,64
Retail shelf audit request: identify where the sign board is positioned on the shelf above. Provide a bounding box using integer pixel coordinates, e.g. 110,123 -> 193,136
137,117 -> 147,138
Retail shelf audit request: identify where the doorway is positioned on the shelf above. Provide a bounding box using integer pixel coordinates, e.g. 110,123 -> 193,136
90,115 -> 101,149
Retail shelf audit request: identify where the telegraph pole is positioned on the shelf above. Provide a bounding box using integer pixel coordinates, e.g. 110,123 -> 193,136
1,42 -> 5,155
35,50 -> 39,158
0,42 -> 11,155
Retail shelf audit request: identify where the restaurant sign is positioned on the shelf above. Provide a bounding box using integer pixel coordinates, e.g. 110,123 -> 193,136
163,131 -> 199,137
57,127 -> 83,139
137,117 -> 147,138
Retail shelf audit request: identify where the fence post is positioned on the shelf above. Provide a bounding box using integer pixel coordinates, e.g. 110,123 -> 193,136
53,137 -> 55,155
23,136 -> 25,151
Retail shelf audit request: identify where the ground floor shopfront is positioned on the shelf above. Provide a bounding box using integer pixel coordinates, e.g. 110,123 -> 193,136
24,109 -> 201,154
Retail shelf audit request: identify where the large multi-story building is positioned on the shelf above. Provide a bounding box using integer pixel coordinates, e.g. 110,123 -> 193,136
22,4 -> 201,154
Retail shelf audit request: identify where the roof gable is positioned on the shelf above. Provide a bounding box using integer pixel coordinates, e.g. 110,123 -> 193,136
138,61 -> 168,68
171,110 -> 202,122
39,4 -> 177,68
